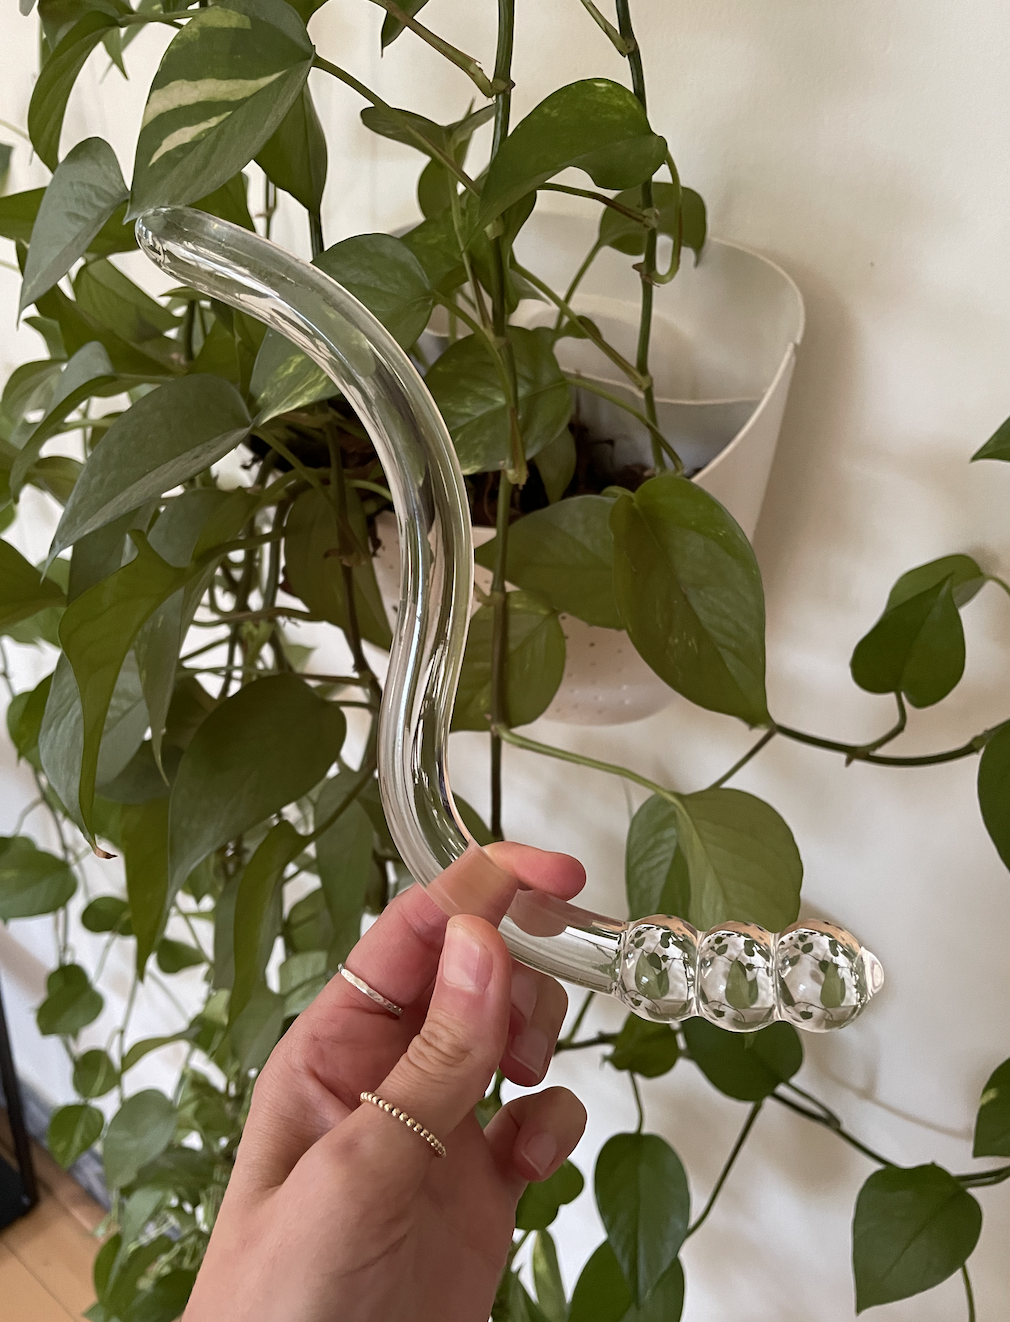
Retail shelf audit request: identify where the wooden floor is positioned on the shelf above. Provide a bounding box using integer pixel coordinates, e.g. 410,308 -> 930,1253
0,1112 -> 104,1321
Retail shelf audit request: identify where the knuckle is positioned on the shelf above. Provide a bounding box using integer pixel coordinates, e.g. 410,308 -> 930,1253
407,1014 -> 482,1077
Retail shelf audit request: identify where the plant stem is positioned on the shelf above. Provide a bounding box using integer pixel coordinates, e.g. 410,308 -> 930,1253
843,693 -> 906,762
512,261 -> 648,389
562,990 -> 595,1046
555,238 -> 603,331
494,724 -> 676,804
614,0 -> 664,468
537,182 -> 654,226
630,1072 -> 645,1132
686,1101 -> 763,1238
367,0 -> 510,97
553,1031 -> 618,1054
564,373 -> 682,471
312,55 -> 479,196
577,0 -> 636,54
705,729 -> 778,790
309,208 -> 324,259
769,1090 -> 896,1168
486,0 -> 520,842
962,1265 -> 976,1322
771,721 -> 992,767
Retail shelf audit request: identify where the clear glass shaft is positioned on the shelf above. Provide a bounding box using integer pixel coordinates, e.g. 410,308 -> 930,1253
136,208 -> 882,1031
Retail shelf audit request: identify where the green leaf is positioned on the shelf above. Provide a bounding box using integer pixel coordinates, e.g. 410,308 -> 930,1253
568,1242 -> 631,1322
533,428 -> 576,505
682,1018 -> 802,1101
167,673 -> 345,892
850,556 -> 983,708
130,0 -> 314,217
608,1014 -> 680,1078
625,795 -> 690,922
103,1089 -> 177,1190
73,1048 -> 120,1098
0,189 -> 47,246
477,79 -> 667,231
0,540 -> 65,632
476,495 -> 620,628
533,1231 -> 566,1322
156,938 -> 205,973
316,234 -> 433,350
599,182 -> 706,262
125,1269 -> 197,1322
974,1056 -> 1010,1157
611,475 -> 768,724
426,327 -> 571,474
979,719 -> 1010,870
122,1029 -> 198,1074
454,794 -> 493,846
118,798 -> 169,977
315,775 -> 374,968
29,10 -> 118,170
283,486 -> 392,648
6,673 -> 54,771
74,259 -> 180,349
58,533 -> 194,840
516,1159 -> 584,1231
595,1132 -> 689,1303
256,83 -> 327,213
230,819 -> 303,1021
279,949 -> 328,1016
19,138 -> 129,315
81,895 -> 130,933
0,835 -> 76,918
452,589 -> 566,731
50,375 -> 252,559
284,887 -> 334,955
399,211 -> 466,297
10,341 -> 121,497
48,1103 -> 104,1168
671,788 -> 802,932
380,0 -> 429,46
229,980 -> 286,1071
37,963 -> 103,1036
852,1164 -> 982,1311
972,414 -> 1010,461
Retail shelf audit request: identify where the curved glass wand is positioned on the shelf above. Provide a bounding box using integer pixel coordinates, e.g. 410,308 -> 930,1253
137,208 -> 883,1033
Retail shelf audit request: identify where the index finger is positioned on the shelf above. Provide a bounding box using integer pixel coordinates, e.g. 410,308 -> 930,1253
336,841 -> 586,1018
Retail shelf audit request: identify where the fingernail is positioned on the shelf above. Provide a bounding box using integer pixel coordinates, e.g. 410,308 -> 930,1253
442,919 -> 492,993
510,968 -> 538,1022
521,1130 -> 557,1178
512,1024 -> 550,1077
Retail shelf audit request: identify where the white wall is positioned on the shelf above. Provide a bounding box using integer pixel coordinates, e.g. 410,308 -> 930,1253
2,2 -> 1010,1318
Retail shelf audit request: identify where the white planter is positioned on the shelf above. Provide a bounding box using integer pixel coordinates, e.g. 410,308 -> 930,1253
383,210 -> 805,726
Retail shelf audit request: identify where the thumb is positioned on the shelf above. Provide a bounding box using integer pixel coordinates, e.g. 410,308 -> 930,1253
349,915 -> 511,1168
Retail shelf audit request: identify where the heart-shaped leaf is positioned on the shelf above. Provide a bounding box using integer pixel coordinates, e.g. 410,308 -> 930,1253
0,835 -> 76,918
256,83 -> 327,212
611,475 -> 768,724
477,79 -> 667,230
48,1103 -> 104,1168
979,719 -> 1010,870
0,540 -> 66,632
452,589 -> 566,730
167,674 -> 346,892
37,963 -> 103,1037
130,0 -> 314,217
103,1090 -> 177,1189
625,795 -> 690,921
19,138 -> 129,316
476,495 -> 620,628
852,1164 -> 982,1311
682,1018 -> 801,1101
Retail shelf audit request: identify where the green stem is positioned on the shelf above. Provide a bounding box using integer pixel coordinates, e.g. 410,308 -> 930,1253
770,1090 -> 896,1168
494,724 -> 676,804
985,573 -> 1010,602
771,721 -> 992,767
512,261 -> 648,388
553,1031 -> 618,1054
309,208 -> 324,259
706,729 -> 777,791
956,1164 -> 1010,1188
576,0 -> 636,53
561,990 -> 595,1046
538,182 -> 652,226
615,0 -> 663,468
629,1072 -> 645,1133
555,239 -> 603,331
313,56 -> 479,196
962,1265 -> 976,1322
842,693 -> 907,763
328,439 -> 382,707
686,1101 -> 763,1238
367,0 -> 510,97
490,477 -> 512,840
565,373 -> 682,472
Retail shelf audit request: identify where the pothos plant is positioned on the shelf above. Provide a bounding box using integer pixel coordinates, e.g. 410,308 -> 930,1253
0,0 -> 1007,1319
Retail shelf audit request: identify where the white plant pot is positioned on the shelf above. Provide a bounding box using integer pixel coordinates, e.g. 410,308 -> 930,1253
384,210 -> 805,726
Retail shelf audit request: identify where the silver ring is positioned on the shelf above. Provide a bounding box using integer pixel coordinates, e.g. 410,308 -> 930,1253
338,964 -> 403,1017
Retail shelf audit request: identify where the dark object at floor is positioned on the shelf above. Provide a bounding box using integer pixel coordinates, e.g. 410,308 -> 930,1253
0,975 -> 38,1228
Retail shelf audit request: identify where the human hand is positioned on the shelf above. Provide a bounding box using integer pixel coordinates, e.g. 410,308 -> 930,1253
184,843 -> 589,1322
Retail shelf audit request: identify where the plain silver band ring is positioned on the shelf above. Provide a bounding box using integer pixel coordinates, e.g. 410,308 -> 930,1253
338,963 -> 404,1017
